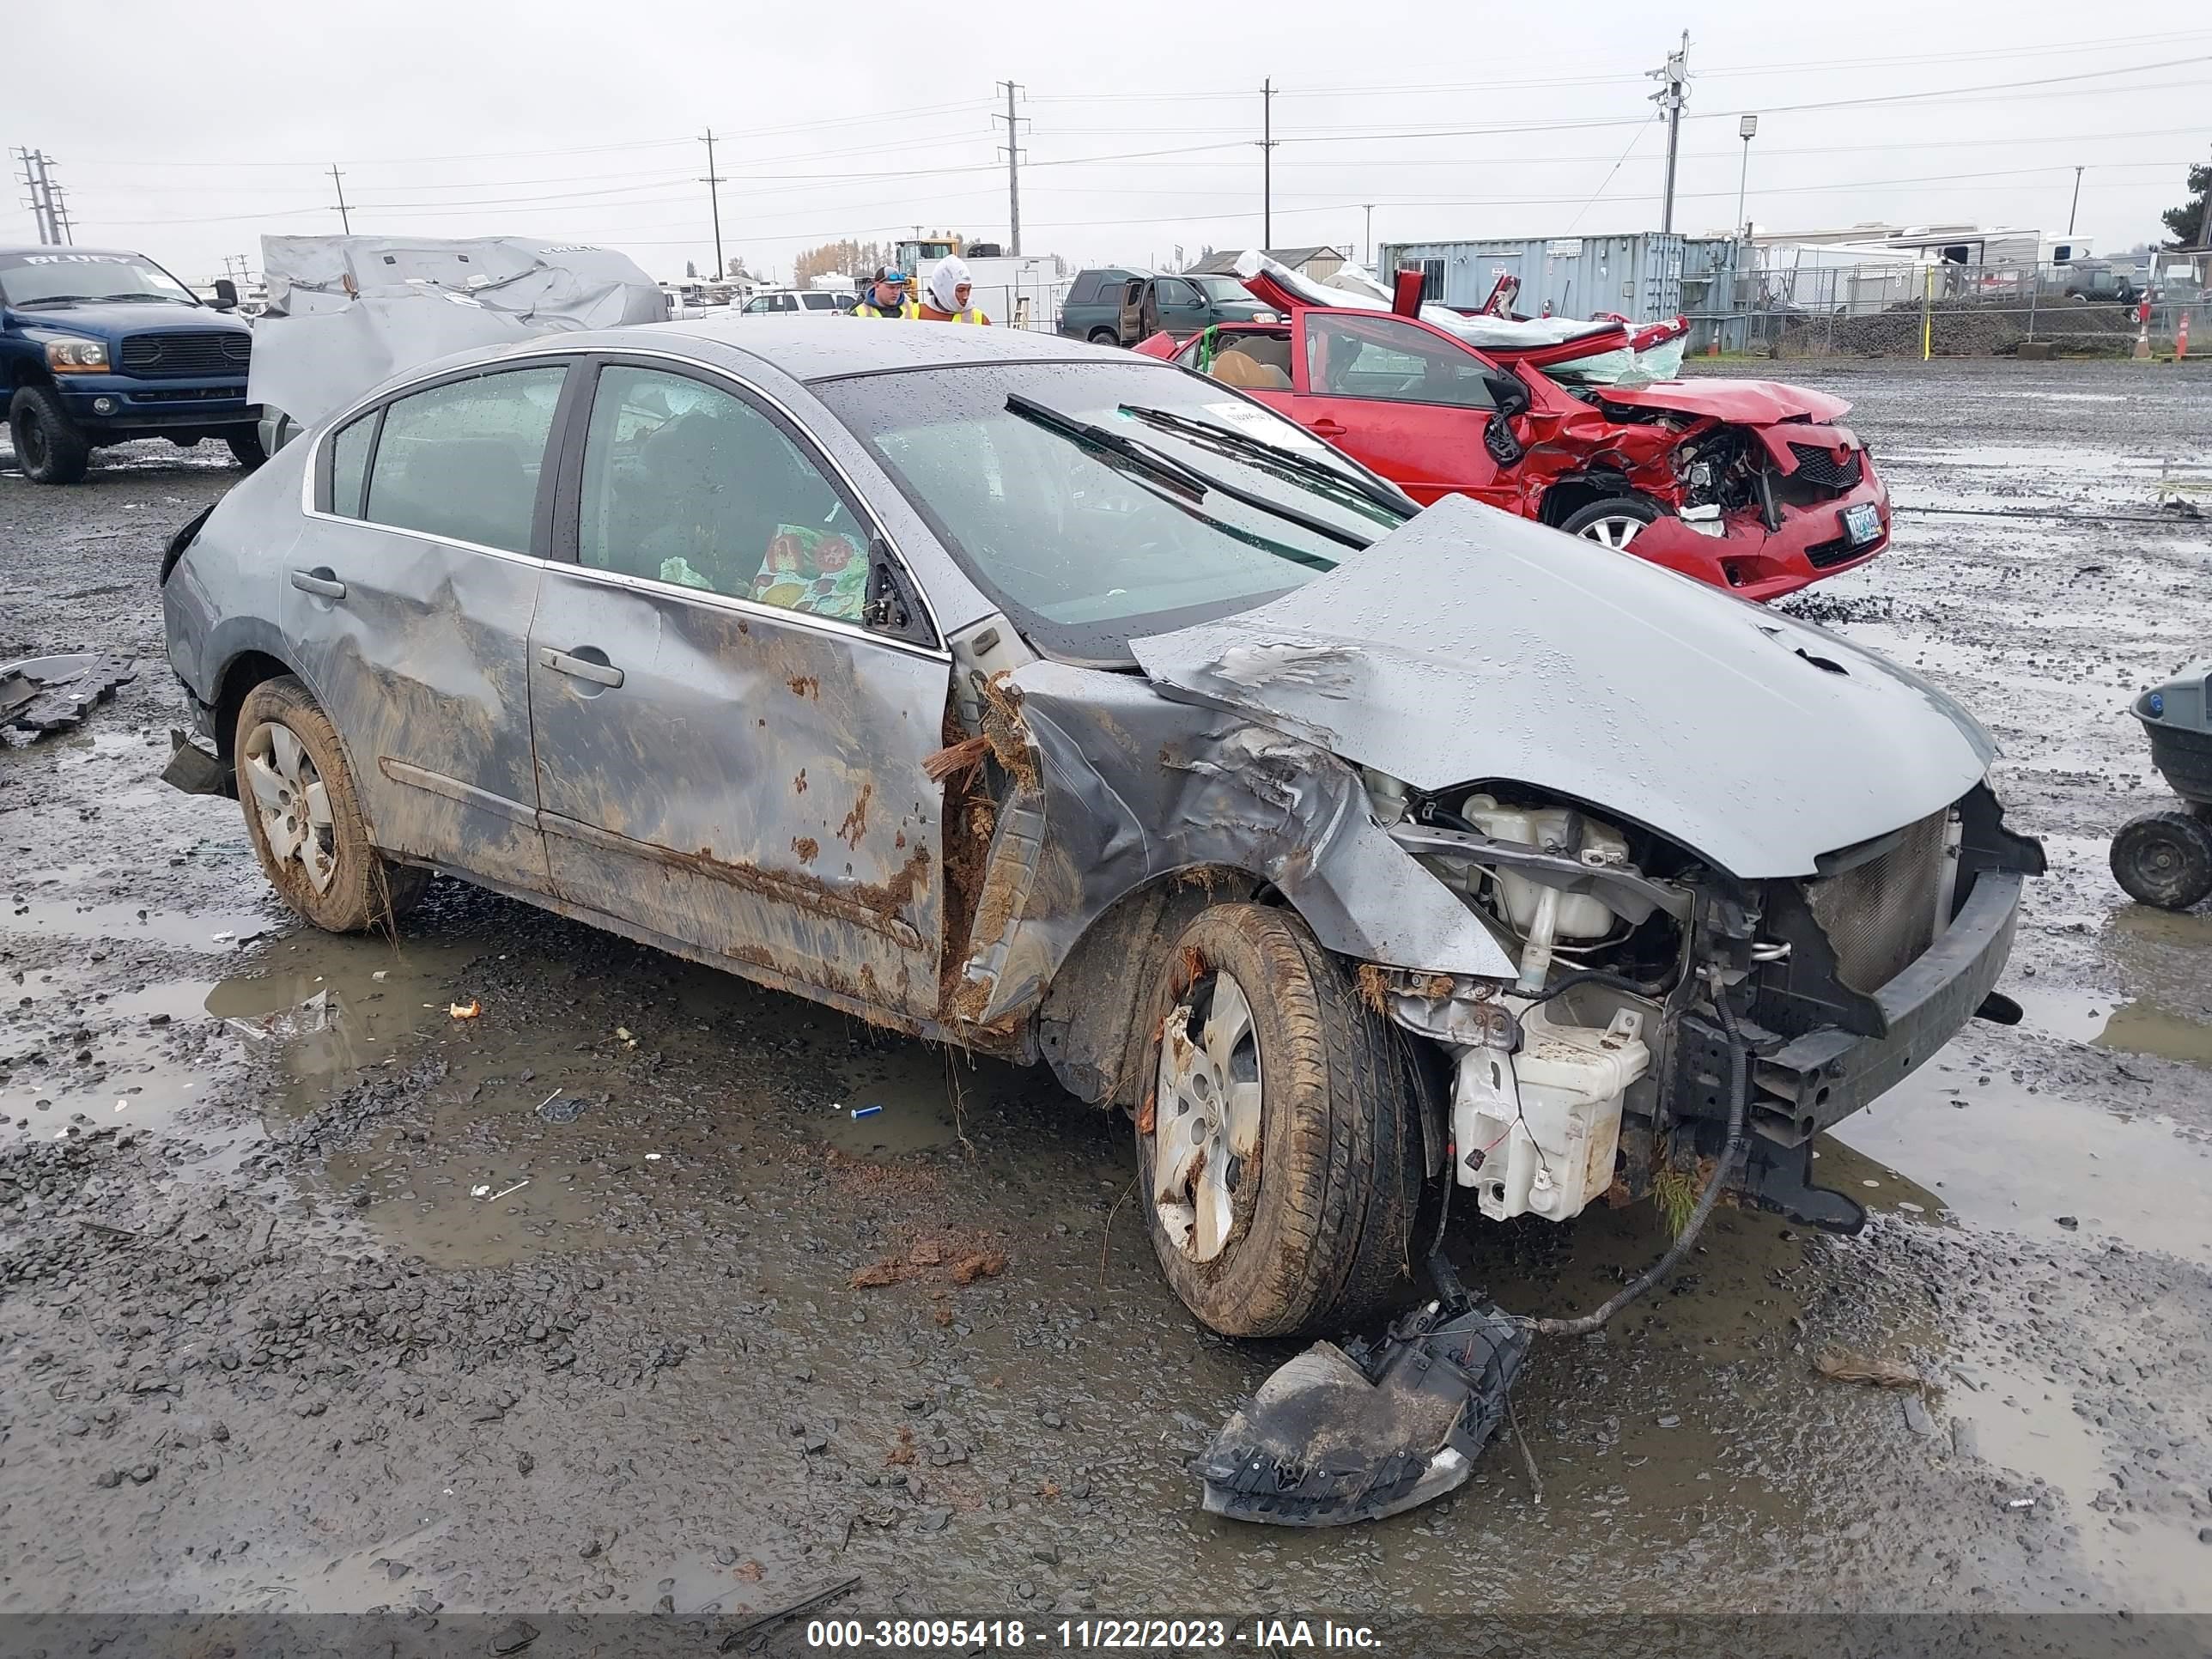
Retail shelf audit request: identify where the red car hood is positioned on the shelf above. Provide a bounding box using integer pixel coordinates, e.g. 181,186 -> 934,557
1596,378 -> 1851,425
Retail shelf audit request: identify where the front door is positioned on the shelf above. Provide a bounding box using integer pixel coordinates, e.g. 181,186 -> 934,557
1295,311 -> 1510,507
1152,276 -> 1210,338
280,362 -> 570,893
527,359 -> 951,1018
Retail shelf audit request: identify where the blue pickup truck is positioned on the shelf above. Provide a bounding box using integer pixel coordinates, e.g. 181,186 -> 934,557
2,246 -> 260,484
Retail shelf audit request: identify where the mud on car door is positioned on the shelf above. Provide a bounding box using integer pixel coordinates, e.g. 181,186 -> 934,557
528,356 -> 951,1018
283,362 -> 571,893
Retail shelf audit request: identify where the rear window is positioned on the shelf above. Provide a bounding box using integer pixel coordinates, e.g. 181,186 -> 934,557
361,365 -> 567,554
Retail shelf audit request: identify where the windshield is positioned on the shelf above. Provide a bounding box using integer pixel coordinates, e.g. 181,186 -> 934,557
0,251 -> 198,307
816,360 -> 1409,664
1192,275 -> 1254,304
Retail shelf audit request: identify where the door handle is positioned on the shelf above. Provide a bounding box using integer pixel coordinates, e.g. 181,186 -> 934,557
538,647 -> 624,689
289,568 -> 346,599
1309,419 -> 1347,438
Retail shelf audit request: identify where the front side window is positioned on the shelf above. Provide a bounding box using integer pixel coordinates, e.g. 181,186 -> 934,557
577,365 -> 867,622
362,365 -> 567,554
1304,313 -> 1496,410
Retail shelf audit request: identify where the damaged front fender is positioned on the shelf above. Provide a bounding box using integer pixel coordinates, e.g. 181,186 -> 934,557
945,661 -> 1515,1039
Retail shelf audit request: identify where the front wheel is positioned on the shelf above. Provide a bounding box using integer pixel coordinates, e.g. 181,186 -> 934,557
226,427 -> 267,471
1136,903 -> 1423,1339
1558,494 -> 1662,551
234,676 -> 430,933
2111,810 -> 2212,911
8,385 -> 91,485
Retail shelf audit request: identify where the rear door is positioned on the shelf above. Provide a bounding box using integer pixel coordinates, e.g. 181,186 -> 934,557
1293,311 -> 1509,507
526,356 -> 952,1018
283,361 -> 571,893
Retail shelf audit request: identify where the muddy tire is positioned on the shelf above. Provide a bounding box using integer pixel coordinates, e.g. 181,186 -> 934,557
9,385 -> 91,485
1136,902 -> 1423,1339
2110,810 -> 2212,911
1087,328 -> 1121,348
234,676 -> 430,933
1559,494 -> 1662,552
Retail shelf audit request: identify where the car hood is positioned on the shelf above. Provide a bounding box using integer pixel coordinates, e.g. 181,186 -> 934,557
1128,495 -> 1993,880
9,301 -> 235,337
1595,377 -> 1850,425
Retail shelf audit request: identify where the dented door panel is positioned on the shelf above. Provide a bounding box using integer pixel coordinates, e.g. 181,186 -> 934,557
278,516 -> 552,893
528,569 -> 949,1018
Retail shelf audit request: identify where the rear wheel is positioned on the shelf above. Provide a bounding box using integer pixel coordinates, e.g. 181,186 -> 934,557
2110,810 -> 2212,911
8,385 -> 90,485
1136,903 -> 1422,1338
1559,494 -> 1662,551
234,676 -> 430,933
1087,328 -> 1121,348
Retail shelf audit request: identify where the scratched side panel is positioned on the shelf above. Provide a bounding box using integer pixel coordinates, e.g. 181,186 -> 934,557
279,519 -> 552,893
528,570 -> 948,1019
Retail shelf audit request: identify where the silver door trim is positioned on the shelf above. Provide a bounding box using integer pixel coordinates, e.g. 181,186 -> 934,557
377,757 -> 540,826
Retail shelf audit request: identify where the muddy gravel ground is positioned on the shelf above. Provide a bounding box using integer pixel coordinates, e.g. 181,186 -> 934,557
3,362 -> 2210,1650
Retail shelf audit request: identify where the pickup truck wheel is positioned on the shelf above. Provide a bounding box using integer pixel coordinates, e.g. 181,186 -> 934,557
2111,810 -> 2212,911
1137,902 -> 1422,1338
8,385 -> 91,485
234,676 -> 430,933
1559,495 -> 1662,551
225,428 -> 267,471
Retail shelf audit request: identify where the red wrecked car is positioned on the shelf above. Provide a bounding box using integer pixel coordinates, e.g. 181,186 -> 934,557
1132,256 -> 1889,601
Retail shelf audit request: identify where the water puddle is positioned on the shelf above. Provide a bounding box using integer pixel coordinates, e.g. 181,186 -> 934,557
4,892 -> 275,951
2008,986 -> 2212,1070
819,1044 -> 1033,1159
1832,1066 -> 2212,1263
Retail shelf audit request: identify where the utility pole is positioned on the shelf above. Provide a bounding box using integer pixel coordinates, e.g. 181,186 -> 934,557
329,164 -> 352,234
2068,166 -> 2084,236
700,130 -> 726,277
994,81 -> 1027,257
1259,80 -> 1278,252
1649,33 -> 1689,234
14,149 -> 70,244
1362,204 -> 1374,270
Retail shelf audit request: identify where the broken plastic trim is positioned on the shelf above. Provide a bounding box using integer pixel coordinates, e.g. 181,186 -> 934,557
1198,1300 -> 1531,1527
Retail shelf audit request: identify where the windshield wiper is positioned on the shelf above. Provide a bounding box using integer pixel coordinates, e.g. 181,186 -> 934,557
1007,392 -> 1370,556
10,295 -> 98,307
1118,404 -> 1411,518
1006,393 -> 1208,501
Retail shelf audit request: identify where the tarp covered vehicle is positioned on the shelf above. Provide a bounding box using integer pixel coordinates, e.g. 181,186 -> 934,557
248,234 -> 666,453
163,319 -> 2038,1348
1135,253 -> 1892,601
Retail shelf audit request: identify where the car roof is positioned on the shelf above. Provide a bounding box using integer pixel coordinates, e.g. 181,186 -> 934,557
1,246 -> 148,259
635,313 -> 1115,383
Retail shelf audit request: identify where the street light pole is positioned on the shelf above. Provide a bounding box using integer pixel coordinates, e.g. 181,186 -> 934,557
1735,114 -> 1759,240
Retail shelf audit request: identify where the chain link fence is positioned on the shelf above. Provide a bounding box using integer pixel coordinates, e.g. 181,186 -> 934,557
1686,259 -> 2204,358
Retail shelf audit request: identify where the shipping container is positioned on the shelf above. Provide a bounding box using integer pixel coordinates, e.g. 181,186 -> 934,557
1378,233 -> 1689,321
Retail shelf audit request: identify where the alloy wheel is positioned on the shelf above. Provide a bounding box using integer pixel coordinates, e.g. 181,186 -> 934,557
1152,969 -> 1265,1261
241,720 -> 338,893
1577,514 -> 1646,550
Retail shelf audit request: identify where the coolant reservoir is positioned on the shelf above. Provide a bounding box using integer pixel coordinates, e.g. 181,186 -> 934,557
1455,1001 -> 1650,1221
1459,794 -> 1629,940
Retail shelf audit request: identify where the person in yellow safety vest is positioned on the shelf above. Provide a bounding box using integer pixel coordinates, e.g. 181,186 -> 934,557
917,255 -> 991,324
852,266 -> 918,319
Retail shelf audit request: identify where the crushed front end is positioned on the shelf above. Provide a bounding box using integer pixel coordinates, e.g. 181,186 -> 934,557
1365,775 -> 2041,1233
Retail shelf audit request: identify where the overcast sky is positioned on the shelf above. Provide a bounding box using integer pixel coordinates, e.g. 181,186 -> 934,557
9,6 -> 2209,286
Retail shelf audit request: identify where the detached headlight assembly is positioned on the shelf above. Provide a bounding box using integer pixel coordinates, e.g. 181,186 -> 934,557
44,337 -> 110,372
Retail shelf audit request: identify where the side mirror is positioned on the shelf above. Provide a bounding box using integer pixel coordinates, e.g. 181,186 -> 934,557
1483,371 -> 1530,417
210,277 -> 239,312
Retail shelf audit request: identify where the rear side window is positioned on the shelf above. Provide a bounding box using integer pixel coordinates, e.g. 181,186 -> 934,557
362,366 -> 568,554
800,292 -> 836,310
327,410 -> 376,518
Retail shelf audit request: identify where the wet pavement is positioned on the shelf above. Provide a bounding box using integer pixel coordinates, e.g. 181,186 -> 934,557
3,361 -> 2211,1633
